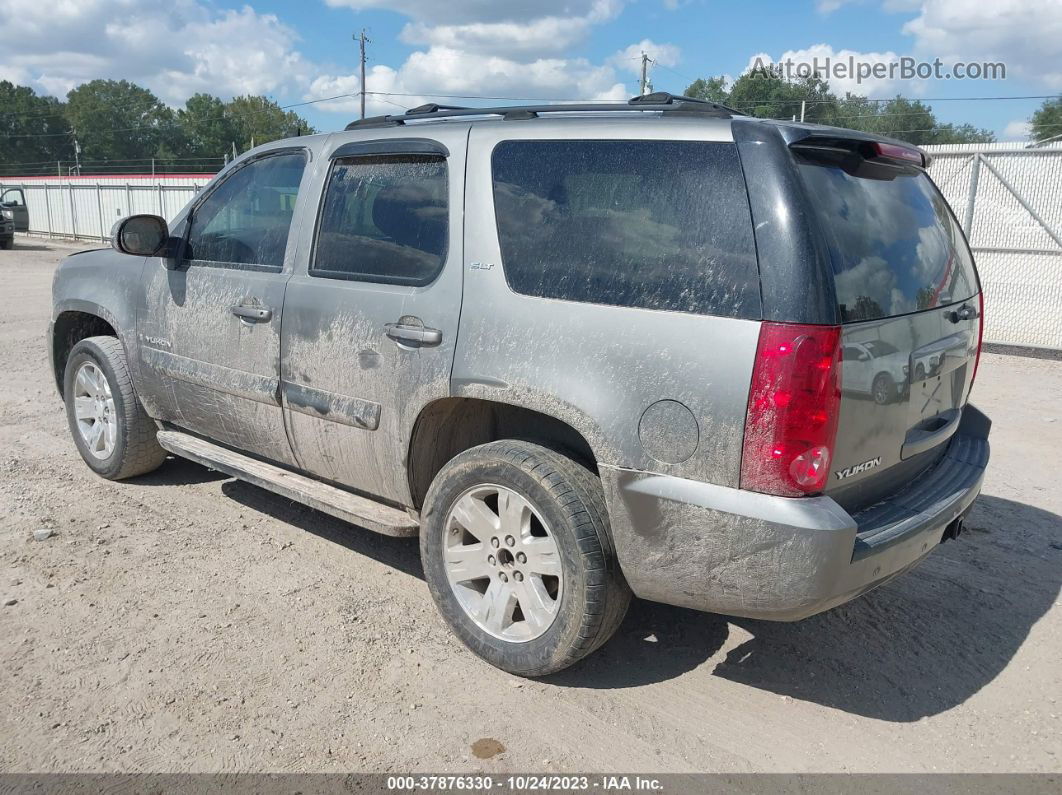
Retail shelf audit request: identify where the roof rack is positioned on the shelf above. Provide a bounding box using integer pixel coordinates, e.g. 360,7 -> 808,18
344,92 -> 745,130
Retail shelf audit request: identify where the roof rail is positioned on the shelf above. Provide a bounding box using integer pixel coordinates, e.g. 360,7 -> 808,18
344,92 -> 744,130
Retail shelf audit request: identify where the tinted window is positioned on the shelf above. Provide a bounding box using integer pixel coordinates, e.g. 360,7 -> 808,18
312,155 -> 448,285
798,162 -> 978,322
186,152 -> 306,268
491,140 -> 759,318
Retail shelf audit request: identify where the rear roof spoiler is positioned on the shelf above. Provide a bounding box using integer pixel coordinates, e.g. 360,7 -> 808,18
788,133 -> 931,169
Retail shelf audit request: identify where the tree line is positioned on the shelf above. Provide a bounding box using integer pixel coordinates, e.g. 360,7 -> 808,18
2,73 -> 1059,176
0,79 -> 317,176
684,69 -> 1061,146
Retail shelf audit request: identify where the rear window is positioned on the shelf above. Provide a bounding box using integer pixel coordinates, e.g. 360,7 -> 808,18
490,140 -> 760,318
798,162 -> 978,322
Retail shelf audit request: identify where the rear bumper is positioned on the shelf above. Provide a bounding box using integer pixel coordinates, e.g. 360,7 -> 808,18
602,404 -> 991,621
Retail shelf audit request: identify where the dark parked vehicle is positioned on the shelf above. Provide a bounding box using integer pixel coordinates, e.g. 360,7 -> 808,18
48,94 -> 990,675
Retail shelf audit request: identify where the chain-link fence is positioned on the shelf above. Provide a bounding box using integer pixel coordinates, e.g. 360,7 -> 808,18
925,141 -> 1062,350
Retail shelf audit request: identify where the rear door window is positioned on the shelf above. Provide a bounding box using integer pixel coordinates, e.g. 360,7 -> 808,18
490,140 -> 760,319
311,154 -> 448,285
797,161 -> 978,322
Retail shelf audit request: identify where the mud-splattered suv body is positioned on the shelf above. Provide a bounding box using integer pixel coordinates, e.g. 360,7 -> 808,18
49,95 -> 990,674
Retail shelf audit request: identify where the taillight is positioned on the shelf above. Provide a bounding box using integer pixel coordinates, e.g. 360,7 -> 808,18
740,323 -> 843,497
870,141 -> 925,167
970,290 -> 984,390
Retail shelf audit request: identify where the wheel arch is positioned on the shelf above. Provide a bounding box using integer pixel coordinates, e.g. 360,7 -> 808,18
407,397 -> 599,510
51,304 -> 121,398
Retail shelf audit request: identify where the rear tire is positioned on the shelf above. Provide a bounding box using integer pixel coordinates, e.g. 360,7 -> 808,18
63,336 -> 167,480
420,440 -> 630,676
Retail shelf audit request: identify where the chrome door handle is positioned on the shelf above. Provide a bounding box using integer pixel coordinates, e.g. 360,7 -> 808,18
384,322 -> 442,346
230,305 -> 273,322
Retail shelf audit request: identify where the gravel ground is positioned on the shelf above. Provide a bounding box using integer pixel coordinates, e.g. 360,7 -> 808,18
0,238 -> 1060,774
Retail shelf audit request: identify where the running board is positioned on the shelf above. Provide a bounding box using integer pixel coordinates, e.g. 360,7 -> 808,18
156,431 -> 419,537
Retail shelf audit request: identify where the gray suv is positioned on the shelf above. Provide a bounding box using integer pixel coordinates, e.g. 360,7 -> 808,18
49,94 -> 990,676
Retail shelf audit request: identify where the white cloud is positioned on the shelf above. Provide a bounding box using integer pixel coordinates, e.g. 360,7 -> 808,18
610,39 -> 682,75
747,44 -> 913,98
0,0 -> 311,103
307,46 -> 629,117
1002,119 -> 1032,141
0,0 -> 681,120
399,18 -> 592,57
902,0 -> 1062,89
324,0 -> 622,26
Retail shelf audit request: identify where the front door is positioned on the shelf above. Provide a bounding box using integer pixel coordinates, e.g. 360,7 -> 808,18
1,188 -> 28,231
137,149 -> 310,466
281,130 -> 468,505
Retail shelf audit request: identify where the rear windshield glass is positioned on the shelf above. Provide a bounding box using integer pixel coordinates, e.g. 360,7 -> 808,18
491,140 -> 760,319
798,162 -> 978,322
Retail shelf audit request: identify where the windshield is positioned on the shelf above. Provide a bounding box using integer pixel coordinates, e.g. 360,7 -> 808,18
798,161 -> 979,322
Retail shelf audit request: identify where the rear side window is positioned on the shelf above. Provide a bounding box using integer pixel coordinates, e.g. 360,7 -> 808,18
797,162 -> 978,322
490,140 -> 760,318
312,154 -> 448,285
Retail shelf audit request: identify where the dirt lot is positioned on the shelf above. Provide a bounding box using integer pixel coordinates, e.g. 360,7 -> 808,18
0,238 -> 1059,774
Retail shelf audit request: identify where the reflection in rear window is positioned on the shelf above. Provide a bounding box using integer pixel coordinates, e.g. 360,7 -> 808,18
490,140 -> 760,318
798,163 -> 978,322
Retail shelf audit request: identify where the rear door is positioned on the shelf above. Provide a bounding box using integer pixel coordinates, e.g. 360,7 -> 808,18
796,154 -> 982,510
280,128 -> 467,505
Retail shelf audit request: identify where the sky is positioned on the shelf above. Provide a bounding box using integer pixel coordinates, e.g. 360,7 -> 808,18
0,0 -> 1059,140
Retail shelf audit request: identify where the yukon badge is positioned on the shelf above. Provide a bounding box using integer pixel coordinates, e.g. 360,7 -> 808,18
835,456 -> 882,480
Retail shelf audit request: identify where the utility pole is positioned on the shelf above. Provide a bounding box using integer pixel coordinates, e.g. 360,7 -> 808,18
800,100 -> 806,123
356,29 -> 370,119
72,138 -> 82,176
640,51 -> 651,96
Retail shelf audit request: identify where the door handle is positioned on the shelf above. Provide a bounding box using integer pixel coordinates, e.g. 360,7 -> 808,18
384,322 -> 442,346
230,305 -> 273,323
946,304 -> 979,323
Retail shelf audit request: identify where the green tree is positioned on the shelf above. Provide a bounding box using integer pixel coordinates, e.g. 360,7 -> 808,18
224,95 -> 316,152
727,70 -> 837,124
176,93 -> 236,159
0,81 -> 72,174
1030,97 -> 1062,142
830,95 -> 992,145
65,79 -> 175,163
683,70 -> 994,145
684,76 -> 730,104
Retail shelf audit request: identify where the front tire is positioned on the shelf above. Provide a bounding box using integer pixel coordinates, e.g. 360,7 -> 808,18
63,336 -> 167,480
872,372 -> 894,405
420,440 -> 630,676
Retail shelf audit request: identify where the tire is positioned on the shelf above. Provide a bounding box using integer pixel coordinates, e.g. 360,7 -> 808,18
63,336 -> 167,480
0,237 -> 12,250
872,372 -> 894,405
420,440 -> 631,676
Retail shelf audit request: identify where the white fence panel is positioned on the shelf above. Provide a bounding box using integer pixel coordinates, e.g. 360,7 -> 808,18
0,175 -> 210,241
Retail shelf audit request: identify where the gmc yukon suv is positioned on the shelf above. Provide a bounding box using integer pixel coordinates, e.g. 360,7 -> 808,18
49,93 -> 990,675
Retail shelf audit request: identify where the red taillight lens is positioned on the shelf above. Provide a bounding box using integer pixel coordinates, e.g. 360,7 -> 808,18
871,141 -> 924,166
970,290 -> 984,390
740,323 -> 843,497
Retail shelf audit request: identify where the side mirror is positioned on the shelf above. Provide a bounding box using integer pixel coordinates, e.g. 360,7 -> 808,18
111,214 -> 169,257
